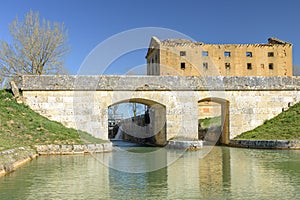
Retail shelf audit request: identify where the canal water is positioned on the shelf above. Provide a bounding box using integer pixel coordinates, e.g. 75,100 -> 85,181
0,143 -> 299,199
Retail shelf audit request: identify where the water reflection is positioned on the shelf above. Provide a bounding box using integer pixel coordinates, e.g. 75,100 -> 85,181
0,146 -> 299,199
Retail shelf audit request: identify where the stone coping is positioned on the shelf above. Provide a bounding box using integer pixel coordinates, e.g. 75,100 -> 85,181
229,140 -> 300,150
35,143 -> 113,155
0,147 -> 38,177
22,75 -> 300,91
0,143 -> 113,177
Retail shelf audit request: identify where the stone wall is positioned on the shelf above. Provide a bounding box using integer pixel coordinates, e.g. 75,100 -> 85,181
118,113 -> 167,146
21,76 -> 300,143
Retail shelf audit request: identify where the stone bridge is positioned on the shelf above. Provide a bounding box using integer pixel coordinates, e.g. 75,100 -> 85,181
21,75 -> 300,145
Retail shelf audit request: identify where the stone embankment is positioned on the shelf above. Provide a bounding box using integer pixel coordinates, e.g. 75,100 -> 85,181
0,143 -> 113,177
0,147 -> 37,177
35,143 -> 113,155
229,140 -> 300,150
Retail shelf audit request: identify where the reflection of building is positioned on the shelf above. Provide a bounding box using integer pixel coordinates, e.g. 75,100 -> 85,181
198,101 -> 221,119
146,37 -> 292,76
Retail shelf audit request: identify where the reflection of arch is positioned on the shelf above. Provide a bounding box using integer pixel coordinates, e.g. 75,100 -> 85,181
198,97 -> 229,144
108,98 -> 167,146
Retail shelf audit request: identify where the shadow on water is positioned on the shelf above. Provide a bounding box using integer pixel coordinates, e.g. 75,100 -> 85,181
110,140 -> 154,147
110,140 -> 160,153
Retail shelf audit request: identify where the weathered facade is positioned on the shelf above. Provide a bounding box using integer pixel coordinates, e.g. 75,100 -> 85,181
146,37 -> 293,76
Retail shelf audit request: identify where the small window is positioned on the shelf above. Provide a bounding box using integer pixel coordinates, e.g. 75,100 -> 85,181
261,64 -> 264,69
268,52 -> 274,57
225,63 -> 231,69
224,51 -> 231,57
203,108 -> 210,113
181,62 -> 186,70
247,63 -> 252,70
202,51 -> 208,56
269,63 -> 274,70
180,51 -> 186,56
246,52 -> 252,57
203,62 -> 208,69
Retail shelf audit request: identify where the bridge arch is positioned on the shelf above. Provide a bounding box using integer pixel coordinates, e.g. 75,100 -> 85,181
198,97 -> 230,144
108,98 -> 167,146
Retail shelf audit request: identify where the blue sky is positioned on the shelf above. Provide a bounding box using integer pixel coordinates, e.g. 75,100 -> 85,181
1,0 -> 300,75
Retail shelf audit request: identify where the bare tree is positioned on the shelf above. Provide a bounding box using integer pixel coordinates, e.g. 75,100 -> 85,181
0,10 -> 69,83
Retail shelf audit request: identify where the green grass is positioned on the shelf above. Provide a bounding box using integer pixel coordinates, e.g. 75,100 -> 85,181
0,90 -> 106,150
198,116 -> 221,128
234,102 -> 300,140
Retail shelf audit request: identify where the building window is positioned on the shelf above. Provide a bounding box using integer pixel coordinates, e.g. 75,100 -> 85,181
269,63 -> 274,70
247,63 -> 252,70
203,62 -> 208,69
246,52 -> 252,57
203,108 -> 210,113
225,63 -> 230,69
181,62 -> 186,70
180,51 -> 186,56
261,64 -> 264,69
224,51 -> 231,57
202,51 -> 208,56
268,52 -> 274,57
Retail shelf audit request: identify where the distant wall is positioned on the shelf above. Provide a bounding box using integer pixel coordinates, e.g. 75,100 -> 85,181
119,113 -> 167,146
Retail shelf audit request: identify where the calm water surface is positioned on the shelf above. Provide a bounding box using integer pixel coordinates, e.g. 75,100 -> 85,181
0,143 -> 299,199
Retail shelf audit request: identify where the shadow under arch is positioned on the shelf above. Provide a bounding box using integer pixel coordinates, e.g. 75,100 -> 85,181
109,97 -> 166,107
108,98 -> 167,146
198,97 -> 230,145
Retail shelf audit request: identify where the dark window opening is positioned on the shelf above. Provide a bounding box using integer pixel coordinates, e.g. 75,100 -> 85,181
203,62 -> 208,69
247,63 -> 252,70
181,62 -> 186,70
268,52 -> 274,57
180,51 -> 186,56
225,63 -> 230,69
261,64 -> 264,69
269,63 -> 274,70
202,51 -> 208,56
246,52 -> 252,57
224,51 -> 231,57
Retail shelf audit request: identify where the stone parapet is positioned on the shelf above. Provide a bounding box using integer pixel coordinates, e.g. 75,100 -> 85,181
22,75 -> 300,91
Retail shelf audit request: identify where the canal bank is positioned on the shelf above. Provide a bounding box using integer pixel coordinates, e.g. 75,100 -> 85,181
229,140 -> 300,150
0,147 -> 37,177
0,143 -> 113,177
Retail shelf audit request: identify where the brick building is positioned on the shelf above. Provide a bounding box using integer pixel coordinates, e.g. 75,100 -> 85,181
146,36 -> 293,76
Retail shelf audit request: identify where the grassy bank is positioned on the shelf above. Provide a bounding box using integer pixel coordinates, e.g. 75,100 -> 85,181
0,90 -> 105,150
235,102 -> 300,140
